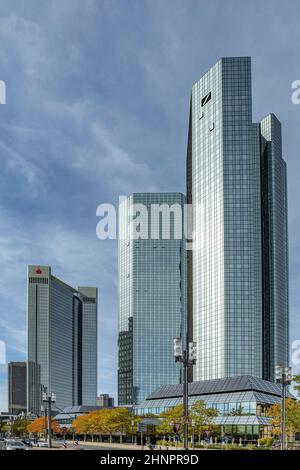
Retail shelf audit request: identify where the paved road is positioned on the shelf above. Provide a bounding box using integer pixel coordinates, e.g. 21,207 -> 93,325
30,444 -> 112,451
71,444 -> 112,451
64,441 -> 140,451
31,441 -> 135,451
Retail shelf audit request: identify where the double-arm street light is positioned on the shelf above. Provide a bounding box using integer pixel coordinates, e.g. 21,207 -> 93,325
40,404 -> 47,440
275,364 -> 292,450
173,337 -> 197,451
131,419 -> 135,444
42,388 -> 56,449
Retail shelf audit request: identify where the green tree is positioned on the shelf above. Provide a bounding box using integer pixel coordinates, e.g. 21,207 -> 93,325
267,398 -> 300,443
11,418 -> 28,437
157,405 -> 184,437
0,421 -> 8,435
157,401 -> 219,443
190,400 -> 219,441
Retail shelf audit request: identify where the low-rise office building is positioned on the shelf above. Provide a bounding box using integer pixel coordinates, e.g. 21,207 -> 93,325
54,405 -> 103,429
8,362 -> 27,415
96,394 -> 114,408
135,375 -> 295,440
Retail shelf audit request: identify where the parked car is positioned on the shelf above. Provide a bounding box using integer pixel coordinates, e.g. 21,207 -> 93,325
5,439 -> 30,451
37,440 -> 48,448
273,440 -> 281,449
22,439 -> 34,447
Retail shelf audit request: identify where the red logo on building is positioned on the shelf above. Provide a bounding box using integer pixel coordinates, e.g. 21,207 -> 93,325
35,268 -> 42,274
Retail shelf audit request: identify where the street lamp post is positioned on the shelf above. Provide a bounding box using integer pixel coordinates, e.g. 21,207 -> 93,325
9,416 -> 13,438
131,419 -> 135,444
173,337 -> 197,451
275,364 -> 292,450
20,411 -> 28,438
41,405 -> 47,440
191,419 -> 195,449
42,389 -> 56,449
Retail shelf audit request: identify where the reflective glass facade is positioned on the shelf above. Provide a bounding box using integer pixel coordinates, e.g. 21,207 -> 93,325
118,193 -> 187,405
260,115 -> 289,381
27,266 -> 98,415
136,391 -> 261,416
135,375 -> 294,441
187,57 -> 289,382
78,287 -> 98,405
50,276 -> 77,411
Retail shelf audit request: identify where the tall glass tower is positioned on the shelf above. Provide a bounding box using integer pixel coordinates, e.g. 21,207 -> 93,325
118,193 -> 187,405
187,57 -> 289,382
78,287 -> 98,405
260,114 -> 289,382
27,265 -> 98,414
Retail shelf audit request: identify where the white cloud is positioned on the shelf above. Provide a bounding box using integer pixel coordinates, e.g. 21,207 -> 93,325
41,95 -> 157,192
0,14 -> 47,87
0,139 -> 38,187
73,121 -> 153,185
0,322 -> 26,356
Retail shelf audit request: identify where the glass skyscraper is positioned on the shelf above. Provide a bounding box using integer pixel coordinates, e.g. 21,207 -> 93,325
187,57 -> 289,383
118,193 -> 187,405
27,265 -> 98,415
260,114 -> 289,382
78,286 -> 98,405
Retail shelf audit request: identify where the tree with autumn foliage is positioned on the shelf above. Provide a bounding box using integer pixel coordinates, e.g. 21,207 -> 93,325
94,409 -> 120,443
267,398 -> 300,441
157,401 -> 219,440
72,408 -> 134,443
72,413 -> 93,440
106,408 -> 133,443
27,417 -> 60,436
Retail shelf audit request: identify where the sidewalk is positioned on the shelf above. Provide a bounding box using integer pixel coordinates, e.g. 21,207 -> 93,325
66,440 -> 142,450
66,440 -> 173,451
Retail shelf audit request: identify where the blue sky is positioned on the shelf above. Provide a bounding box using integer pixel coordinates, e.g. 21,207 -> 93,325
0,0 -> 300,411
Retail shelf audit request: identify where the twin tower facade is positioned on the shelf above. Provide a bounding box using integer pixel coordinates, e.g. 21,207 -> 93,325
118,57 -> 289,406
27,265 -> 97,414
